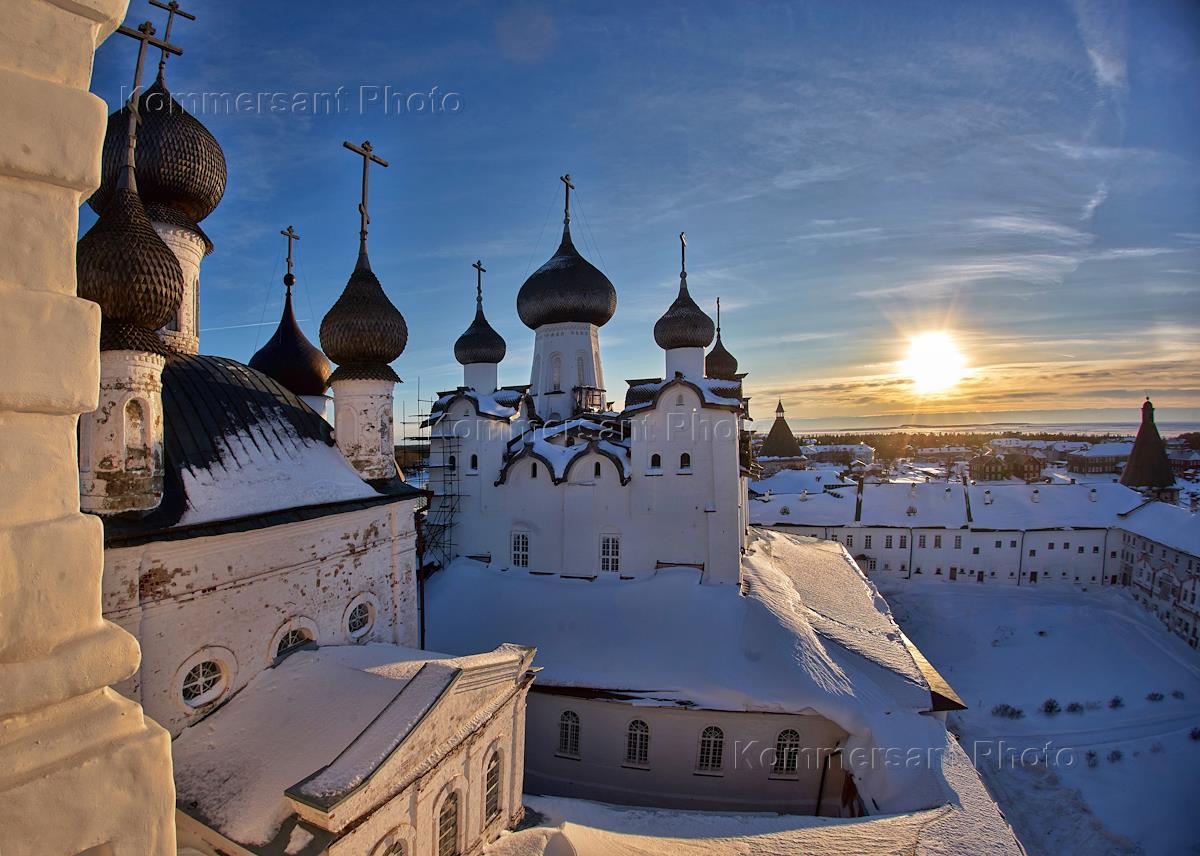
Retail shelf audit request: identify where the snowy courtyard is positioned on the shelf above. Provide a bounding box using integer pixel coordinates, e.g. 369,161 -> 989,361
878,581 -> 1200,856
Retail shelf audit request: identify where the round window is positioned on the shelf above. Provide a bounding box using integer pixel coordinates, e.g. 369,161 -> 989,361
348,601 -> 373,638
181,660 -> 225,707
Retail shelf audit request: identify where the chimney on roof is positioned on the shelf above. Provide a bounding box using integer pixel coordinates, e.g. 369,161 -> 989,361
1031,488 -> 1040,503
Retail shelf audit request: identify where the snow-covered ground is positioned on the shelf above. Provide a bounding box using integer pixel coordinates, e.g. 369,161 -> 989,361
877,580 -> 1200,856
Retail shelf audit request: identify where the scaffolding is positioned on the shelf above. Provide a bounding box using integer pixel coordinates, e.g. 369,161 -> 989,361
400,385 -> 461,571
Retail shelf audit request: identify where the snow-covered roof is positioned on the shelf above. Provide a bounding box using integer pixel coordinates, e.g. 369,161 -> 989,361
427,530 -> 951,814
967,483 -> 1144,530
172,643 -> 530,850
859,483 -> 967,529
485,733 -> 1024,856
750,467 -> 854,495
1118,501 -> 1200,555
750,490 -> 857,526
1072,442 -> 1133,458
498,421 -> 632,484
423,388 -> 523,426
622,374 -> 742,414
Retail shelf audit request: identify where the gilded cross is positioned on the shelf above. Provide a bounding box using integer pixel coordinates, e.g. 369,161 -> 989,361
560,173 -> 574,225
149,0 -> 196,76
343,140 -> 389,260
281,225 -> 300,290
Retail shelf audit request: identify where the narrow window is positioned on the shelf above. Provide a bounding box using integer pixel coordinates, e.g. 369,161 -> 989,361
558,710 -> 580,756
124,399 -> 148,471
697,726 -> 724,772
772,729 -> 801,775
551,353 -> 563,392
511,532 -> 529,568
531,462 -> 538,478
899,535 -> 908,549
601,535 -> 620,572
379,406 -> 391,456
485,751 -> 502,821
918,535 -> 926,548
470,453 -> 478,470
954,535 -> 962,549
675,393 -> 685,407
864,535 -> 872,549
679,452 -> 691,470
934,535 -> 942,548
885,535 -> 894,549
437,793 -> 459,856
845,535 -> 854,548
576,352 -> 587,386
650,453 -> 662,469
594,461 -> 602,478
625,720 -> 650,766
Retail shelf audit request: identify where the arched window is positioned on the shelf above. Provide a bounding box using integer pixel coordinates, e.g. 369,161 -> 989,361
124,399 -> 147,471
650,453 -> 662,469
680,452 -> 692,470
485,751 -> 502,821
675,393 -> 685,407
772,729 -> 801,775
625,720 -> 650,767
470,453 -> 478,470
594,461 -> 602,479
531,462 -> 538,478
558,710 -> 580,757
576,352 -> 587,386
180,660 -> 224,708
275,628 -> 312,659
381,842 -> 405,856
696,726 -> 724,772
379,406 -> 391,455
447,454 -> 457,472
550,353 -> 563,392
437,792 -> 459,856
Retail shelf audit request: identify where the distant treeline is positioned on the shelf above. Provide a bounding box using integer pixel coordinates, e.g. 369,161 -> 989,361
805,431 -> 1131,463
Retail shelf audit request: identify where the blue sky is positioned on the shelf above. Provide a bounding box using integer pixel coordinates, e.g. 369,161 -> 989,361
86,0 -> 1200,430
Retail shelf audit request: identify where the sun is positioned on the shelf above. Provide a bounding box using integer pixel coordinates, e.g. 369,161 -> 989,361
900,332 -> 967,394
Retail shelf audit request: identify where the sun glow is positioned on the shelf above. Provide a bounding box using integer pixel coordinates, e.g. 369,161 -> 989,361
901,332 -> 967,394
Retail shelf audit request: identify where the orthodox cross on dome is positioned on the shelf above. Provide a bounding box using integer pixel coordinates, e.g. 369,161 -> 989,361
280,225 -> 300,292
472,259 -> 486,305
679,231 -> 687,279
113,20 -> 182,189
343,139 -> 389,265
560,173 -> 574,225
149,0 -> 195,76
716,296 -> 722,331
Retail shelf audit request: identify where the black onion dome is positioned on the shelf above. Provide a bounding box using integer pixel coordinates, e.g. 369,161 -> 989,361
249,288 -> 332,397
454,303 -> 506,365
654,275 -> 715,350
89,74 -> 227,227
77,186 -> 185,354
706,331 -> 739,379
320,260 -> 407,383
517,225 -> 616,329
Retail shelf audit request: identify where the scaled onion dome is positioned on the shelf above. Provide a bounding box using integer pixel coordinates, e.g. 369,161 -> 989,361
249,274 -> 332,397
89,73 -> 227,248
706,331 -> 739,379
653,270 -> 714,351
517,224 -> 617,329
77,144 -> 185,355
454,291 -> 507,366
319,255 -> 408,383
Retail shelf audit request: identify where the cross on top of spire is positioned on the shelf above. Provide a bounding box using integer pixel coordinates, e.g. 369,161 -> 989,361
343,140 -> 389,268
149,0 -> 195,76
560,173 -> 574,225
472,259 -> 486,305
716,296 -> 722,332
280,225 -> 300,290
112,19 -> 182,190
679,231 -> 687,279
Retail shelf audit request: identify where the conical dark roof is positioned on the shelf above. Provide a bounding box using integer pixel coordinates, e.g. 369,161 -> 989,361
320,256 -> 407,383
517,225 -> 616,329
759,401 -> 803,458
90,73 -> 227,229
654,272 -> 714,350
454,293 -> 506,366
77,182 -> 185,355
1120,398 -> 1175,489
706,331 -> 739,379
249,278 -> 332,397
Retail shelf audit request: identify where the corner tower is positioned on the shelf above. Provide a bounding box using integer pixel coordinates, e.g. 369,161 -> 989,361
1120,397 -> 1178,501
517,174 -> 616,419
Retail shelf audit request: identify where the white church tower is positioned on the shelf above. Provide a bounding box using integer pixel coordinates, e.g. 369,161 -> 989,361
77,68 -> 185,514
320,140 -> 408,481
653,232 -> 715,378
517,175 -> 617,419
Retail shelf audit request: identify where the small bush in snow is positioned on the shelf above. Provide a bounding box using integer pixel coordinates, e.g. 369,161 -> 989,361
991,703 -> 1024,719
1041,698 -> 1061,715
1086,751 -> 1098,768
1190,727 -> 1200,741
1171,690 -> 1185,700
1066,702 -> 1084,714
1109,695 -> 1124,709
1107,749 -> 1123,763
1147,692 -> 1164,702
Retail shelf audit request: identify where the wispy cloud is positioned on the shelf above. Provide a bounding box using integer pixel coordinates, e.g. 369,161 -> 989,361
1073,0 -> 1129,91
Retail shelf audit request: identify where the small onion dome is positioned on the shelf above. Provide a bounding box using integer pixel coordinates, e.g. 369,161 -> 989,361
455,301 -> 506,366
89,74 -> 227,232
654,273 -> 714,350
249,280 -> 332,397
77,185 -> 185,355
706,331 -> 739,379
517,225 -> 616,329
319,258 -> 408,383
